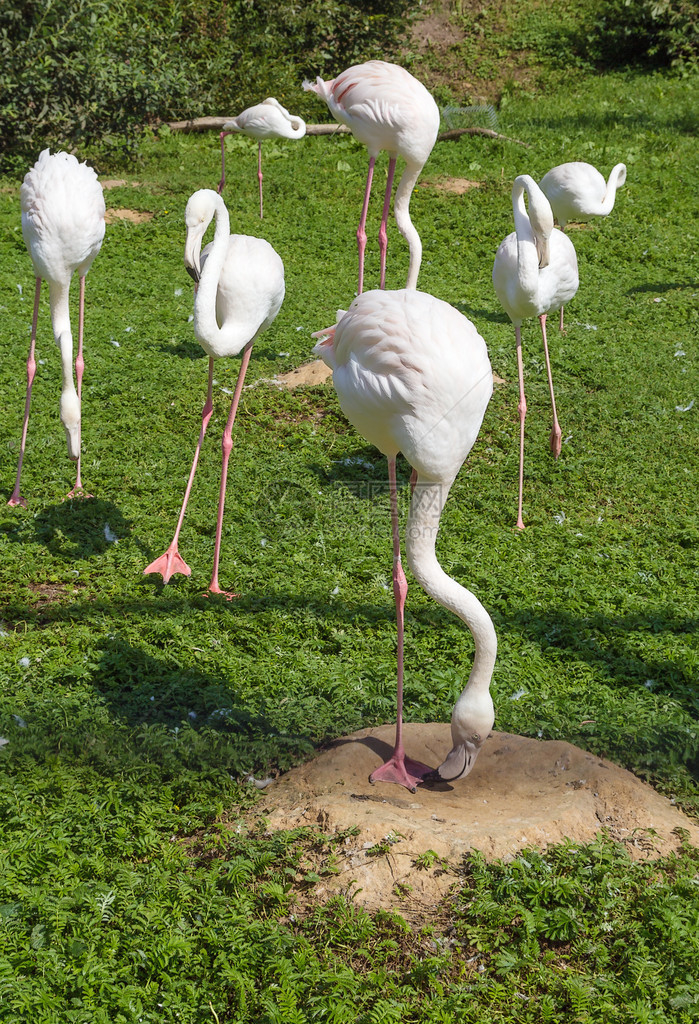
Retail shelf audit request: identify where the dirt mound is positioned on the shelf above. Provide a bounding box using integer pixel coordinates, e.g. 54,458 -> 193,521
256,725 -> 699,918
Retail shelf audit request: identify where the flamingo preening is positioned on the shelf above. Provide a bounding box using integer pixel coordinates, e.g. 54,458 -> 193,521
492,174 -> 579,530
217,98 -> 306,218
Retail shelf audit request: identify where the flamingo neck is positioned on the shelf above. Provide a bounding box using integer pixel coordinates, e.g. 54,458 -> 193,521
405,479 -> 497,699
192,197 -> 247,355
48,280 -> 77,392
512,179 -> 541,299
601,164 -> 626,214
394,163 -> 423,290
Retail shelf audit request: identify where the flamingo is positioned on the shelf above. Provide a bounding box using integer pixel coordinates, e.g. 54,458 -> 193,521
144,189 -> 285,597
539,161 -> 627,231
217,97 -> 306,218
313,288 -> 497,791
492,174 -> 579,530
539,161 -> 626,328
9,148 -> 105,507
303,60 -> 440,294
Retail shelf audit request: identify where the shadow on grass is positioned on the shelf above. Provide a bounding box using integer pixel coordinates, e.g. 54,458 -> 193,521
159,338 -> 204,360
454,300 -> 508,326
2,496 -> 134,559
1,583 -> 697,790
0,628 -> 317,785
496,605 -> 698,700
307,448 -> 413,489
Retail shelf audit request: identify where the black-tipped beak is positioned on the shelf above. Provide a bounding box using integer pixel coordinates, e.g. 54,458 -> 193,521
186,263 -> 200,284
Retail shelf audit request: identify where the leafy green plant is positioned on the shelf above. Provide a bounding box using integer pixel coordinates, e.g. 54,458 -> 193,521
0,2 -> 696,1020
0,0 -> 422,172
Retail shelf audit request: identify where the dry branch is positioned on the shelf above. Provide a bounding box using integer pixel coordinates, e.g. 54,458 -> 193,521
437,126 -> 528,147
165,117 -> 351,135
164,118 -> 527,146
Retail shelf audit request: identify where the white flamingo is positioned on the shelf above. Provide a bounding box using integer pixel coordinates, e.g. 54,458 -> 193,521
492,174 -> 579,530
539,161 -> 626,328
539,161 -> 627,231
217,97 -> 306,218
9,149 -> 105,506
303,60 -> 440,294
314,288 -> 496,791
144,189 -> 285,597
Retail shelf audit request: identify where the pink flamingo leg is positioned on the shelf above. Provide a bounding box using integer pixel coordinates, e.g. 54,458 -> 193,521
378,157 -> 397,290
66,276 -> 92,500
515,325 -> 527,531
540,313 -> 562,458
8,277 -> 41,508
257,141 -> 264,220
357,156 -> 376,295
559,305 -> 565,331
217,132 -> 230,195
207,341 -> 254,599
370,458 -> 434,791
144,357 -> 216,582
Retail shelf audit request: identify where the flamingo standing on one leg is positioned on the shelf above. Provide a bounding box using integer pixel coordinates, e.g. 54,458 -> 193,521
303,60 -> 440,294
217,97 -> 306,218
492,174 -> 579,530
313,288 -> 497,791
9,148 -> 105,507
539,161 -> 626,328
144,189 -> 285,597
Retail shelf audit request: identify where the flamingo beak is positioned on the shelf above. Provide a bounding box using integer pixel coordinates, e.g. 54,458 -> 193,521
184,224 -> 203,283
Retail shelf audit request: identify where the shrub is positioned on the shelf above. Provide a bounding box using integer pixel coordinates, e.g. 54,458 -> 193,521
585,0 -> 698,71
0,0 -> 420,173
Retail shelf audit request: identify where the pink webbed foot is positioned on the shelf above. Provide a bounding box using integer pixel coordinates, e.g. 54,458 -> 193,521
205,582 -> 240,602
7,493 -> 27,508
370,753 -> 434,793
65,487 -> 93,501
144,545 -> 191,583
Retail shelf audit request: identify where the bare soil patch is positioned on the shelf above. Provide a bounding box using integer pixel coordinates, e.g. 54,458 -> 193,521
255,725 -> 699,919
420,176 -> 482,194
26,581 -> 83,607
409,0 -> 540,103
104,208 -> 153,224
275,359 -> 333,388
100,179 -> 143,189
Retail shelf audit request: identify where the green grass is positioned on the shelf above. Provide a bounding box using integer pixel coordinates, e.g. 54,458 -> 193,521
0,26 -> 697,1024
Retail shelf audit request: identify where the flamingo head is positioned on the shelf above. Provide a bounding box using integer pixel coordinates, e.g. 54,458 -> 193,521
184,189 -> 219,283
422,689 -> 494,785
60,389 -> 81,461
528,201 -> 554,270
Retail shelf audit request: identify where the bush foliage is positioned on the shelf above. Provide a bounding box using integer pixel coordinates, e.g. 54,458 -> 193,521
586,0 -> 699,70
0,0 -> 419,172
1,0 -> 696,172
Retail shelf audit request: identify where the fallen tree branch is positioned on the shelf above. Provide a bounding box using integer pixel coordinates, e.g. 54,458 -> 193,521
437,126 -> 529,146
164,117 -> 527,146
164,117 -> 351,135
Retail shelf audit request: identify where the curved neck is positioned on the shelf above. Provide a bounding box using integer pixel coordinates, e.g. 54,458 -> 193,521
192,197 -> 248,355
394,163 -> 423,290
601,164 -> 626,214
405,479 -> 497,697
512,179 -> 540,297
193,196 -> 228,342
48,279 -> 76,393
